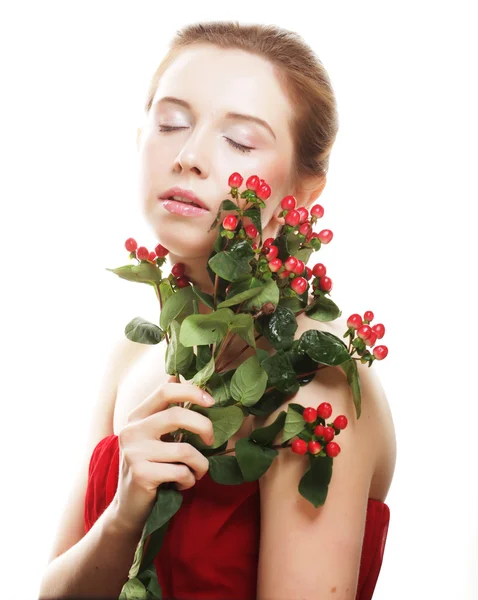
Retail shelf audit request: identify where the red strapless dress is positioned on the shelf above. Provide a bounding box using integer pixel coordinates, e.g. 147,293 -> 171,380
84,434 -> 390,600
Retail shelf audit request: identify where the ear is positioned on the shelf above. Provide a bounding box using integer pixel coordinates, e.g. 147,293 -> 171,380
297,174 -> 327,210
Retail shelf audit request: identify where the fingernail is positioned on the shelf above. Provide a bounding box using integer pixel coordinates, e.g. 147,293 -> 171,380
202,393 -> 215,406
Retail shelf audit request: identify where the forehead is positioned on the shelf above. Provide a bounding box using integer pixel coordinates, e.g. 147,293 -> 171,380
152,45 -> 293,136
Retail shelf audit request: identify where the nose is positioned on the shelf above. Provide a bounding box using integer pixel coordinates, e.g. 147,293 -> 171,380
173,127 -> 209,178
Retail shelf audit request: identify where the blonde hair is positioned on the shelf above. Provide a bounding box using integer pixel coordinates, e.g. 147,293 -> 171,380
142,21 -> 339,193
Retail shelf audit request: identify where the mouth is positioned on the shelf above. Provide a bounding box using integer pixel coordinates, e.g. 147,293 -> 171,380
158,187 -> 209,211
162,195 -> 204,209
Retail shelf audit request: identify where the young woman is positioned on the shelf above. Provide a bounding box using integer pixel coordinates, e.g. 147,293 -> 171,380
39,21 -> 396,600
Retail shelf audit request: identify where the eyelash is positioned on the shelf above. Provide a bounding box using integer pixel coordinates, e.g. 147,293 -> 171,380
157,125 -> 253,154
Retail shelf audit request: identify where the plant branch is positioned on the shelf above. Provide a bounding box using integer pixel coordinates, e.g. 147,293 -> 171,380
215,441 -> 292,456
154,283 -> 169,344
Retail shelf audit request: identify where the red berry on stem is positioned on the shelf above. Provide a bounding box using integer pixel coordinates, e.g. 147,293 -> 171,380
284,256 -> 298,272
172,263 -> 185,278
319,276 -> 333,292
125,237 -> 137,252
285,210 -> 301,227
365,331 -> 378,347
263,237 -> 274,248
305,266 -> 313,280
308,441 -> 322,455
176,276 -> 190,288
268,258 -> 282,272
357,325 -> 372,340
292,259 -> 305,275
291,277 -> 307,295
155,243 -> 169,257
223,215 -> 238,231
228,172 -> 243,188
364,311 -> 374,322
303,407 -> 317,423
136,246 -> 149,260
252,242 -> 258,251
265,245 -> 279,261
373,345 -> 388,360
257,182 -> 271,200
278,269 -> 290,279
318,229 -> 333,244
312,263 -> 327,278
148,251 -> 156,262
291,438 -> 307,455
317,402 -> 332,419
297,206 -> 309,224
246,175 -> 260,192
299,222 -> 311,237
310,204 -> 324,218
334,415 -> 348,430
326,442 -> 341,458
245,224 -> 258,239
347,314 -> 363,330
314,424 -> 325,437
323,426 -> 335,443
281,195 -> 297,210
372,323 -> 385,339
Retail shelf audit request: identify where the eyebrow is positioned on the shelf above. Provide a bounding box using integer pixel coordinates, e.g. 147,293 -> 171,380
154,96 -> 276,141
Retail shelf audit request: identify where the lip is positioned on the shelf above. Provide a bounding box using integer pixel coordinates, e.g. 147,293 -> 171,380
160,199 -> 209,217
158,186 -> 209,211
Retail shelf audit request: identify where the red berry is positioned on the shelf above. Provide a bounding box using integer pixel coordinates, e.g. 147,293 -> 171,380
284,256 -> 298,272
297,207 -> 309,224
291,438 -> 307,455
314,424 -> 325,437
257,182 -> 271,201
317,402 -> 332,419
334,415 -> 348,430
136,246 -> 149,260
176,276 -> 190,288
365,331 -> 378,347
223,215 -> 238,231
325,442 -> 341,458
308,441 -> 322,455
268,258 -> 282,272
285,210 -> 301,227
291,277 -> 307,295
228,172 -> 243,188
263,237 -> 274,247
281,195 -> 297,210
347,314 -> 363,330
303,407 -> 317,423
373,345 -> 388,360
372,323 -> 385,339
323,426 -> 335,443
318,276 -> 333,292
278,269 -> 290,279
310,204 -> 324,218
246,175 -> 260,192
299,222 -> 311,237
312,263 -> 327,278
364,311 -> 374,322
318,229 -> 333,244
125,237 -> 137,252
305,266 -> 313,280
265,245 -> 279,261
148,251 -> 156,262
357,325 -> 372,340
171,263 -> 185,278
245,224 -> 258,239
154,243 -> 169,257
292,259 -> 305,275
252,242 -> 258,250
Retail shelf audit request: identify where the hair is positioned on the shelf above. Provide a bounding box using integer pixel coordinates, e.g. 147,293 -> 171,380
142,20 -> 339,195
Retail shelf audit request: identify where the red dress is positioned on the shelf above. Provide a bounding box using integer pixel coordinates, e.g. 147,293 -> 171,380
84,434 -> 390,600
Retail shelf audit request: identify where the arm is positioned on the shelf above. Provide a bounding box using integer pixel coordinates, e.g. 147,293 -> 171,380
256,361 -> 381,600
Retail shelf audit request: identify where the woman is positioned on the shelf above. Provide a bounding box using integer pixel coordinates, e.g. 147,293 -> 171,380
39,21 -> 396,600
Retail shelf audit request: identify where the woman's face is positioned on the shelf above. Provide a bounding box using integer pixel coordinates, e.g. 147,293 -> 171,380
137,44 -> 298,259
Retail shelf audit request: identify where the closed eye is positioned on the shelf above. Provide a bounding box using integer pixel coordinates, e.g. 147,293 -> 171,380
157,125 -> 253,154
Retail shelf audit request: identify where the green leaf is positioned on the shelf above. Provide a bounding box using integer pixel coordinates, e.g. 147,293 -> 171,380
247,389 -> 287,417
294,247 -> 314,264
159,279 -> 174,306
192,285 -> 215,309
140,522 -> 169,573
305,296 -> 342,322
235,438 -> 278,481
137,566 -> 162,599
124,317 -> 165,345
144,487 -> 183,537
298,456 -> 333,508
191,355 -> 215,387
250,411 -> 287,445
208,240 -> 255,282
208,455 -> 245,485
289,349 -> 319,386
279,294 -> 306,313
282,404 -> 306,443
185,405 -> 244,450
196,344 -> 212,371
230,355 -> 268,406
160,286 -> 196,330
119,577 -> 147,600
208,199 -> 239,231
243,278 -> 280,311
106,262 -> 162,285
262,350 -> 300,395
340,358 -> 362,419
206,370 -> 234,406
217,285 -> 264,308
165,321 -> 194,376
179,308 -> 234,347
243,207 -> 263,244
230,313 -> 256,348
259,305 -> 297,350
297,330 -> 351,366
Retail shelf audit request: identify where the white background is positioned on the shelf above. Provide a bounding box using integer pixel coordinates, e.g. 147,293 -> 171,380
1,2 -> 477,598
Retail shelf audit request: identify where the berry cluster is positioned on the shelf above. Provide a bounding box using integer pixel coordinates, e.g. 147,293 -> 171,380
346,311 -> 388,362
291,402 -> 348,459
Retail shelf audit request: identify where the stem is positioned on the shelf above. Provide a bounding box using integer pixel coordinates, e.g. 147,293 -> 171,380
154,283 -> 169,344
216,441 -> 292,456
213,273 -> 219,310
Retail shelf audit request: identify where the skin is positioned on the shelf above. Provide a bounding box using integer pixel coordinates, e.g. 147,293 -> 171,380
136,43 -> 326,327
